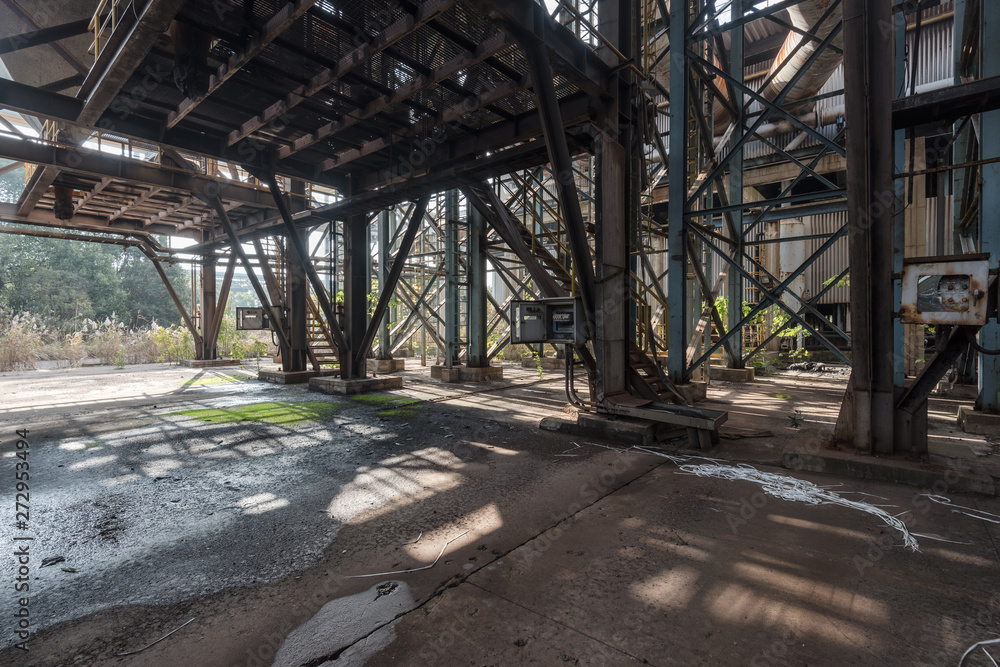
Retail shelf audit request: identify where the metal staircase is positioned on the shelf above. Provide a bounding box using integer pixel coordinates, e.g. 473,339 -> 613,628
464,179 -> 686,405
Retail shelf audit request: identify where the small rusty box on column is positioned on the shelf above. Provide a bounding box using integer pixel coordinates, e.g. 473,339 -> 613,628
900,254 -> 990,326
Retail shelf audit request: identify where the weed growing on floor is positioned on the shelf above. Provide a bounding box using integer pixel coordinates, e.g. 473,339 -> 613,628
350,393 -> 422,419
172,401 -> 340,426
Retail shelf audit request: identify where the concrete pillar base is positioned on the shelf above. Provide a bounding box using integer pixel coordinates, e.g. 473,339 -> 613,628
520,356 -> 565,370
709,365 -> 755,382
540,413 -> 686,447
308,375 -> 404,395
958,406 -> 1000,436
368,358 -> 406,373
431,365 -> 504,382
258,369 -> 337,385
180,359 -> 243,368
675,382 -> 708,404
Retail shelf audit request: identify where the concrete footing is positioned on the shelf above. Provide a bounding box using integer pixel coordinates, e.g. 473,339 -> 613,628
958,406 -> 1000,436
709,365 -> 755,382
521,356 -> 565,371
782,447 -> 996,496
430,365 -> 504,382
309,375 -> 404,395
540,413 -> 687,447
181,358 -> 242,368
258,369 -> 337,385
367,358 -> 406,373
675,382 -> 708,404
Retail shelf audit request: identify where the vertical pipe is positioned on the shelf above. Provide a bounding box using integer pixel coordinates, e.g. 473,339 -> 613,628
843,0 -> 896,453
979,0 -> 1000,412
667,0 -> 688,383
728,0 -> 745,368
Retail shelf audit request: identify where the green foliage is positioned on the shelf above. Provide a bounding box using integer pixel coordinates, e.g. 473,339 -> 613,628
823,273 -> 851,289
0,310 -> 43,371
0,232 -> 189,328
172,401 -> 340,426
0,160 -> 25,203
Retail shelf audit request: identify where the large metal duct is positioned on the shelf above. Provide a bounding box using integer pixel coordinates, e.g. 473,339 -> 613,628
649,1 -> 844,134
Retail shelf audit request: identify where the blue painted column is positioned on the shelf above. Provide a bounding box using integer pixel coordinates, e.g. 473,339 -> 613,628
980,0 -> 1000,412
667,0 -> 688,383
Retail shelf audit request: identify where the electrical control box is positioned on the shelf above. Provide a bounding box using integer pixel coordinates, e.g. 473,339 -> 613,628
510,298 -> 586,344
900,255 -> 990,326
236,307 -> 269,330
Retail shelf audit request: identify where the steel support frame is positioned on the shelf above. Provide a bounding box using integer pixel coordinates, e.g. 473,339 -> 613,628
667,0 -> 849,382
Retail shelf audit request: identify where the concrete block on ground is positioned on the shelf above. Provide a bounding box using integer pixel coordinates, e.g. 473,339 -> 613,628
309,375 -> 403,395
540,413 -> 686,447
432,365 -> 504,382
781,447 -> 995,496
521,355 -> 566,370
367,358 -> 406,373
675,382 -> 708,403
958,406 -> 1000,436
709,365 -> 755,382
180,358 -> 242,368
258,369 -> 337,385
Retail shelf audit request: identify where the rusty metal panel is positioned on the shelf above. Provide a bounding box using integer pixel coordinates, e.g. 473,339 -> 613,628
900,256 -> 991,325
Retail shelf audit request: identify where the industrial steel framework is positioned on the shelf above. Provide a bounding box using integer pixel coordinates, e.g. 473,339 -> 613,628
0,0 -> 998,453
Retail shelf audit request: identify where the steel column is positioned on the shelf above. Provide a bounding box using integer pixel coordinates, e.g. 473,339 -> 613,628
979,0 -> 1000,412
377,210 -> 392,360
467,201 -> 488,368
728,0 -> 745,369
285,225 -> 309,373
841,0 -> 896,453
444,191 -> 462,367
667,0 -> 688,383
201,250 -> 217,360
343,213 -> 369,379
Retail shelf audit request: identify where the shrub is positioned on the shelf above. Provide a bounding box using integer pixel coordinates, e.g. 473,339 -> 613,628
0,311 -> 43,371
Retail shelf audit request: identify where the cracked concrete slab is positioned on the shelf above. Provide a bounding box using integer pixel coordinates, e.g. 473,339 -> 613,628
272,581 -> 413,667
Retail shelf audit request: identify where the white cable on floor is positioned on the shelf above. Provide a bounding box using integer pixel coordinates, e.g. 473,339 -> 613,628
633,448 -> 921,552
918,494 -> 1000,525
959,637 -> 1000,666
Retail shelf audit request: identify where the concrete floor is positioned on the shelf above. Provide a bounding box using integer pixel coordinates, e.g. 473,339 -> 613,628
1,361 -> 998,666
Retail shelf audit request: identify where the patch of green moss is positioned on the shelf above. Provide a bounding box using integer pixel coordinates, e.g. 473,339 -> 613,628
180,373 -> 251,387
349,394 -> 422,419
172,401 -> 339,426
376,406 -> 421,419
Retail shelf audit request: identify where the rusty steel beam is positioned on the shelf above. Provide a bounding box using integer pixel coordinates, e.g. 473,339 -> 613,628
277,30 -> 509,161
166,0 -> 321,129
227,0 -> 455,147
